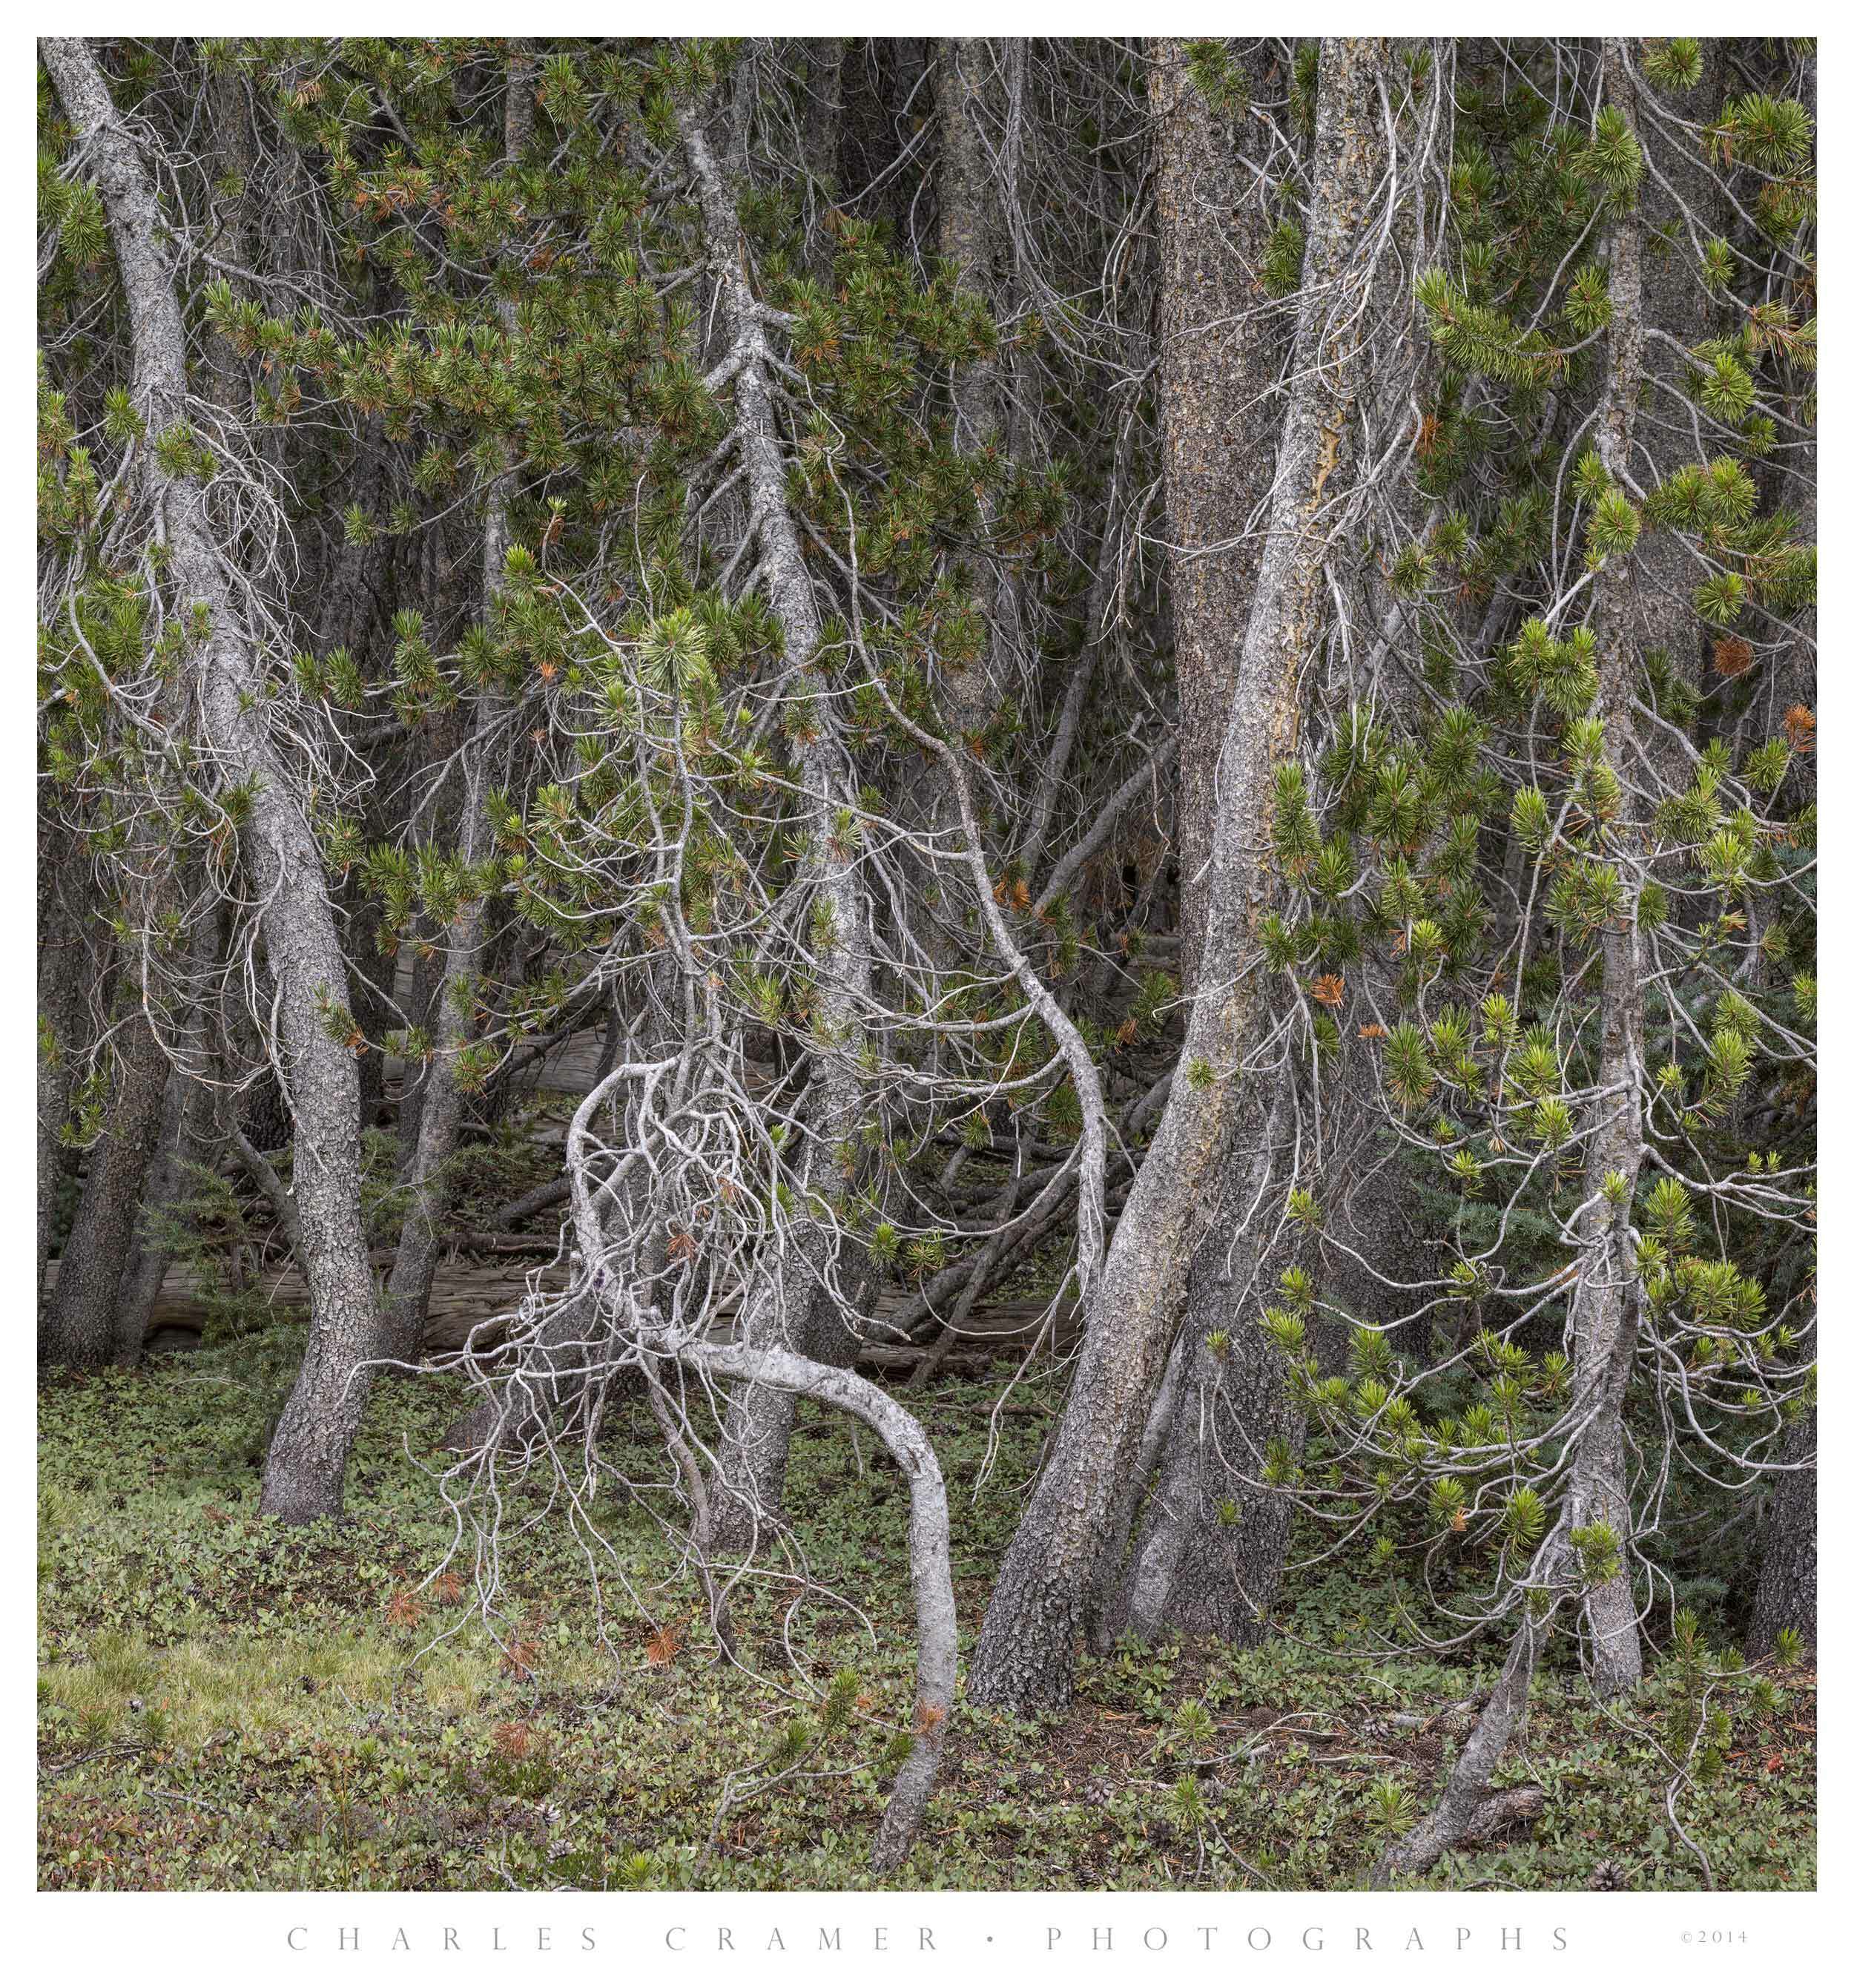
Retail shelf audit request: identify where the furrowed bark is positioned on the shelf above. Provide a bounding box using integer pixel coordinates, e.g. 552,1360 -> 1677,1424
1749,1362 -> 1815,1657
969,38 -> 1393,1711
43,795 -> 182,1369
43,35 -> 383,1521
934,38 -> 1023,739
1088,39 -> 1304,1645
1147,36 -> 1286,995
1631,42 -> 1727,757
111,1064 -> 199,1365
1111,1075 -> 1300,1647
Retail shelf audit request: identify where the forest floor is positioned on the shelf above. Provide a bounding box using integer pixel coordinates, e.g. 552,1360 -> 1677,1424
38,1351 -> 1815,1892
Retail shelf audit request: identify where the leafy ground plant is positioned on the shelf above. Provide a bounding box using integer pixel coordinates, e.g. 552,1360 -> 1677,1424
39,1360 -> 1814,1891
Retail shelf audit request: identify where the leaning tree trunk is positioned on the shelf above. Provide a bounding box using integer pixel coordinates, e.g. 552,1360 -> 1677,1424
1373,1575 -> 1565,1884
969,38 -> 1393,1712
1086,39 -> 1299,1648
43,36 -> 383,1522
677,75 -> 879,1552
1109,1076 -> 1302,1648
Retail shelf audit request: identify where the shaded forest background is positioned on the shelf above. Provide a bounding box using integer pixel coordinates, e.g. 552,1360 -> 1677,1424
37,34 -> 1815,1889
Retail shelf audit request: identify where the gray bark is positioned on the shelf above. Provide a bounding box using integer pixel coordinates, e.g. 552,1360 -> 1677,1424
43,36 -> 383,1521
969,39 -> 1394,1711
937,36 -> 1020,724
1111,1077 -> 1301,1647
111,1064 -> 195,1365
1086,42 -> 1307,1646
1749,1398 -> 1815,1657
1632,45 -> 1727,748
36,822 -> 90,1312
1566,41 -> 1652,1700
1379,46 -> 1659,1877
1373,1585 -> 1561,1883
561,1075 -> 954,1872
1147,37 -> 1286,995
43,998 -> 168,1369
678,82 -> 877,1550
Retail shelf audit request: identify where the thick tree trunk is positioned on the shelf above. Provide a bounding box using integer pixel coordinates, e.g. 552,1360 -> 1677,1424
44,36 -> 383,1521
1111,1079 -> 1300,1646
1749,1401 -> 1816,1656
1147,37 -> 1284,995
42,1001 -> 168,1370
1632,47 -> 1726,751
36,823 -> 90,1313
799,39 -> 844,203
1314,59 -> 1442,1376
1086,43 -> 1302,1647
969,39 -> 1393,1711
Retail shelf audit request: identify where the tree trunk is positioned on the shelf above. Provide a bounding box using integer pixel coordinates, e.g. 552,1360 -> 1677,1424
1379,45 -> 1657,1876
1749,1401 -> 1815,1656
678,79 -> 877,1551
1086,42 -> 1303,1648
36,821 -> 90,1313
1110,1077 -> 1300,1646
43,36 -> 384,1521
1147,36 -> 1285,995
381,47 -> 533,1366
1632,46 -> 1726,758
969,38 -> 1394,1711
42,1000 -> 168,1370
1373,1581 -> 1562,1883
1565,40 -> 1652,1701
110,1064 -> 197,1366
